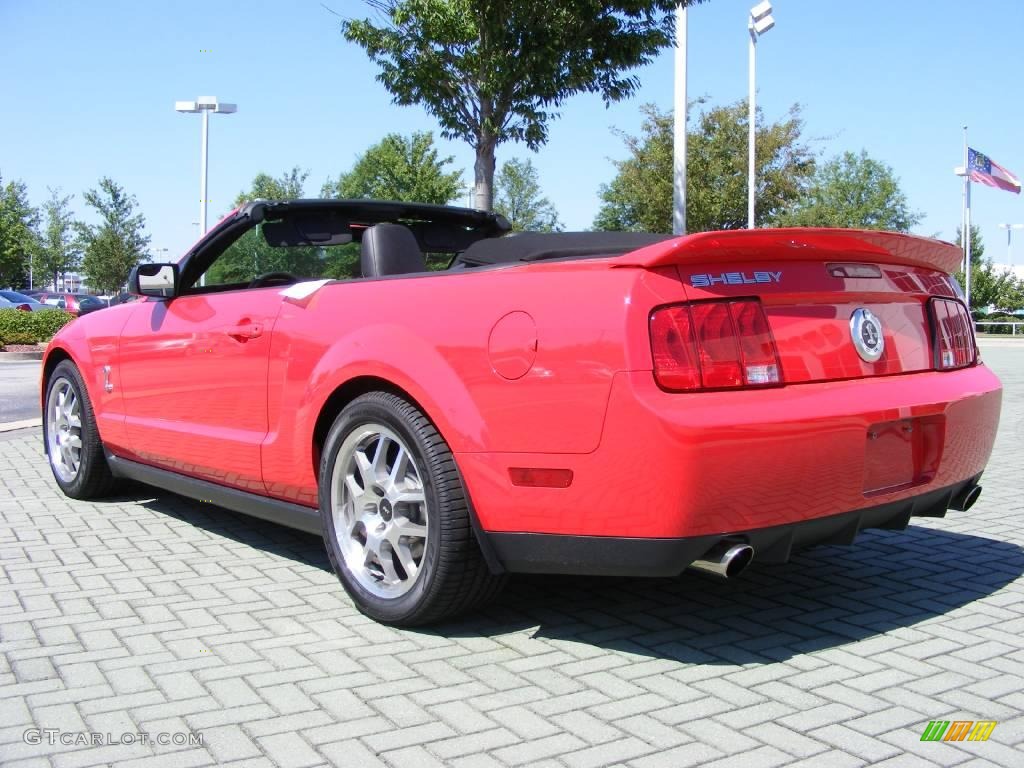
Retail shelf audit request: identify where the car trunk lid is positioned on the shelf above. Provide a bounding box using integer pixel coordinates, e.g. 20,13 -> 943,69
619,228 -> 965,385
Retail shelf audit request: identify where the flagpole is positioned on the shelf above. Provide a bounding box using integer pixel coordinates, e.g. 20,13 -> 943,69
963,126 -> 972,311
961,126 -> 968,259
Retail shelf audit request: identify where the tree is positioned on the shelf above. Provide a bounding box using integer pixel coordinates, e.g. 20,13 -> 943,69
38,189 -> 80,291
594,101 -> 815,233
342,0 -> 706,211
235,166 -> 308,205
776,150 -> 920,231
954,224 -> 984,264
207,168 -> 318,285
322,132 -> 462,204
946,225 -> 1024,310
0,174 -> 40,288
78,178 -> 150,295
493,158 -> 562,232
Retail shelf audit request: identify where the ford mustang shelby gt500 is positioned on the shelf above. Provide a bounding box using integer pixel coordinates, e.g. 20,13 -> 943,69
41,199 -> 1002,625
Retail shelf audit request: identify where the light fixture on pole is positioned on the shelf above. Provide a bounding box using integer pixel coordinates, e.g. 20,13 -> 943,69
673,4 -> 688,236
747,1 -> 775,229
175,96 -> 237,284
998,223 -> 1024,266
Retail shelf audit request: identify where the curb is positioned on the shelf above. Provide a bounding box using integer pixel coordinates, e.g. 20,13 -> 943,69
0,418 -> 41,433
977,338 -> 1024,348
0,351 -> 44,361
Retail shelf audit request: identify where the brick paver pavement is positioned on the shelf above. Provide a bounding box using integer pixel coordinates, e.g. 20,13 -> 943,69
1,345 -> 1021,768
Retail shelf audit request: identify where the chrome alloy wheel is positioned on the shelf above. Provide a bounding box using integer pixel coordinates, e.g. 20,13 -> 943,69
47,377 -> 83,483
330,424 -> 429,598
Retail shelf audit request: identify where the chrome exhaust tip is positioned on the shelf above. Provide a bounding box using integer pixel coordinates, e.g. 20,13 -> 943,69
950,484 -> 982,512
688,542 -> 755,580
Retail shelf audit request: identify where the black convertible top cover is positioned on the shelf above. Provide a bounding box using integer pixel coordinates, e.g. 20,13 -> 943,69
459,231 -> 674,265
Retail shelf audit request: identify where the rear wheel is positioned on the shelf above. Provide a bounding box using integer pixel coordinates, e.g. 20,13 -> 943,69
319,391 -> 504,625
44,360 -> 117,499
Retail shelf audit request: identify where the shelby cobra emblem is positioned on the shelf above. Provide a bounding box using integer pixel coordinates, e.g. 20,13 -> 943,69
851,307 -> 884,362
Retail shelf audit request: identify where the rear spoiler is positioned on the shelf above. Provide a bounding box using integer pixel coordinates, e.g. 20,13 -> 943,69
613,228 -> 963,275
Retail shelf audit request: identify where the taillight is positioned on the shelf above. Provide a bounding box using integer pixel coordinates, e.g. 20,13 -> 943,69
650,299 -> 782,391
16,304 -> 31,311
930,298 -> 977,370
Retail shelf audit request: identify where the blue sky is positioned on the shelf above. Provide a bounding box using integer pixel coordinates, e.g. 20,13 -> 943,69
3,0 -> 1024,263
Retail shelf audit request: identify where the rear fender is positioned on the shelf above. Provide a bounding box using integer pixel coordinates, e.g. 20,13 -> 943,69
303,325 -> 487,453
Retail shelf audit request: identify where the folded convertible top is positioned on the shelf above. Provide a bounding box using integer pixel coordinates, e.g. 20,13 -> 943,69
459,231 -> 672,265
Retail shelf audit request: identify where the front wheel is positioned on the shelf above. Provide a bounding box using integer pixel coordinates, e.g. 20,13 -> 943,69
319,391 -> 504,625
44,360 -> 117,499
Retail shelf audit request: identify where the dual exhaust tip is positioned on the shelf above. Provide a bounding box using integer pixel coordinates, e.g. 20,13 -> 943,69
950,484 -> 982,512
688,483 -> 982,581
688,541 -> 754,580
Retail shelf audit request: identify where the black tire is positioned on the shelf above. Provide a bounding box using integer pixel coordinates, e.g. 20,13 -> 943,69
43,360 -> 118,499
319,391 -> 505,626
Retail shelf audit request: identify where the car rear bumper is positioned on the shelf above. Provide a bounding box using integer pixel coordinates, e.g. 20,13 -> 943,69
458,363 -> 1002,543
485,476 -> 981,576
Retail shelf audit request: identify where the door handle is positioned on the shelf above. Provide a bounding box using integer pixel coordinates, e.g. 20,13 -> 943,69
226,322 -> 263,341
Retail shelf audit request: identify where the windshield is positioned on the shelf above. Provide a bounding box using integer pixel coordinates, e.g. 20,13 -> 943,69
203,223 -> 361,287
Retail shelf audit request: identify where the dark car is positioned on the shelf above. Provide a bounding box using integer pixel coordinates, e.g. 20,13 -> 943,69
102,292 -> 141,307
29,292 -> 106,317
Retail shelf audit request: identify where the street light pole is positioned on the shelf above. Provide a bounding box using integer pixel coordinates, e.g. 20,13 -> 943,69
998,223 -> 1024,266
175,96 -> 237,285
747,2 -> 775,229
673,4 -> 688,236
200,107 -> 210,236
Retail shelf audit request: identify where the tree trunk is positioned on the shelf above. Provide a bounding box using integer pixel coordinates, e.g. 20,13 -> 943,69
474,137 -> 497,211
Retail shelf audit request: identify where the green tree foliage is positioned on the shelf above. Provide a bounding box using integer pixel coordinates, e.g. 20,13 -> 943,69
954,224 -> 984,264
0,175 -> 40,288
78,178 -> 150,295
776,150 -> 920,231
321,133 -> 465,276
234,167 -> 309,206
493,158 -> 562,232
948,225 -> 1024,310
594,101 -> 815,233
38,188 -> 81,291
322,132 -> 462,204
208,168 -> 320,285
342,0 -> 706,211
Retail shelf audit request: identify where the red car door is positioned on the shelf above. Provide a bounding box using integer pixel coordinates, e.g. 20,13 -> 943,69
117,288 -> 282,492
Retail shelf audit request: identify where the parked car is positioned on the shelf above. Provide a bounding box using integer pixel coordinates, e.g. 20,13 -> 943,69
100,292 -> 141,307
0,291 -> 38,311
0,295 -> 30,311
29,292 -> 106,316
40,200 -> 1002,626
0,289 -> 58,311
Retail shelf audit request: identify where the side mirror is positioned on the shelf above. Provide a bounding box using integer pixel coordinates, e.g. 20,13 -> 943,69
129,263 -> 178,298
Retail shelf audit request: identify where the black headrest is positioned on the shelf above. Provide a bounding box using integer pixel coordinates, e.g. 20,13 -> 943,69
360,223 -> 426,278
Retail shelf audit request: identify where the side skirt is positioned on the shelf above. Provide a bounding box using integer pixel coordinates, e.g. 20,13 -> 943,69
105,453 -> 322,536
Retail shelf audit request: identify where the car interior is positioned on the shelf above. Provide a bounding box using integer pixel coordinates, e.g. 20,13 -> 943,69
174,200 -> 509,295
173,200 -> 672,297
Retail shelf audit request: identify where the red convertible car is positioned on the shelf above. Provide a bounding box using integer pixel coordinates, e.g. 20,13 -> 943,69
41,200 -> 1002,625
